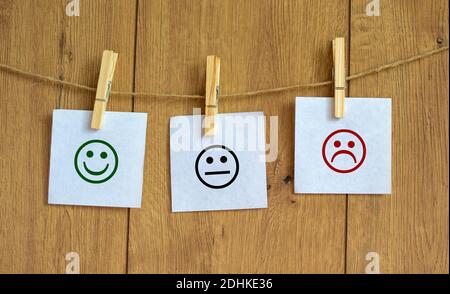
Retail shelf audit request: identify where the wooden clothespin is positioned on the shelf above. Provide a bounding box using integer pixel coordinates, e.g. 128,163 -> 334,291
332,37 -> 345,118
204,55 -> 221,136
91,50 -> 118,129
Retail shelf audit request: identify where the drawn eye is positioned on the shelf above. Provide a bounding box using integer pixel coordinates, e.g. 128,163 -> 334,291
348,141 -> 355,148
100,152 -> 108,159
334,140 -> 341,148
220,156 -> 227,163
86,150 -> 94,158
206,157 -> 213,164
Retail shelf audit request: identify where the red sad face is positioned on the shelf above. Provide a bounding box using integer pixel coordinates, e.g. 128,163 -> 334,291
322,129 -> 366,173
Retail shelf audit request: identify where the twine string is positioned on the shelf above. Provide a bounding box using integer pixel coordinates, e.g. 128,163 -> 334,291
0,46 -> 447,100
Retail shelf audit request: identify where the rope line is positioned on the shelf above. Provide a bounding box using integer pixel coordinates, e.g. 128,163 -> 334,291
0,46 -> 447,100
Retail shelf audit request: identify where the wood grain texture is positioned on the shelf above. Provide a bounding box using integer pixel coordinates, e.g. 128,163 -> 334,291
0,0 -> 448,274
347,0 -> 449,273
0,0 -> 136,273
129,0 -> 348,273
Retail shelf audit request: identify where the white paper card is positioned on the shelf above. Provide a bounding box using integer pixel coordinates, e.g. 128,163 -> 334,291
170,112 -> 268,212
48,110 -> 148,208
295,97 -> 391,194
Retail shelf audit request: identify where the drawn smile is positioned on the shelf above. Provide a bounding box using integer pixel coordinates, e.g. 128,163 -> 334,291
205,170 -> 231,176
331,150 -> 357,163
83,162 -> 110,176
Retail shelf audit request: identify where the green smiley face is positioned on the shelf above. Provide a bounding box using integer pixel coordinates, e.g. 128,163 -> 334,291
74,140 -> 118,184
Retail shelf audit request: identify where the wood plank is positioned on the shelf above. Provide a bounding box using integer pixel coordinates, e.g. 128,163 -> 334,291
129,0 -> 349,273
0,0 -> 137,273
347,0 -> 449,273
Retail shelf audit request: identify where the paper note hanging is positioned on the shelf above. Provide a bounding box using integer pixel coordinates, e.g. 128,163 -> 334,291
294,97 -> 391,195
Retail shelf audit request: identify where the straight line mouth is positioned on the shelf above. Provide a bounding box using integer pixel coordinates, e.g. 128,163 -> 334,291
205,170 -> 230,175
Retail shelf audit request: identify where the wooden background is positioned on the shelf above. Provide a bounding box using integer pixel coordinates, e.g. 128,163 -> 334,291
0,0 -> 448,274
